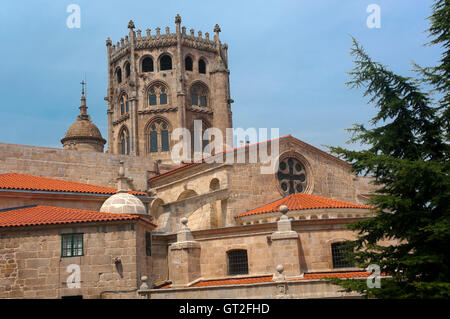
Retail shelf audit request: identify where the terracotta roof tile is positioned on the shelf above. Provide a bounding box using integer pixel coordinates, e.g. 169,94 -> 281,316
0,205 -> 157,228
299,272 -> 371,280
0,173 -> 147,196
159,271 -> 377,289
236,193 -> 373,218
191,276 -> 273,287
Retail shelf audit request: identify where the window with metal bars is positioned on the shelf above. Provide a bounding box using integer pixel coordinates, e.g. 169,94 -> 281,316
331,242 -> 355,268
227,250 -> 248,275
61,233 -> 83,257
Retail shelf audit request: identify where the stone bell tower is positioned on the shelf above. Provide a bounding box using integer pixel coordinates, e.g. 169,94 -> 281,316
105,15 -> 233,163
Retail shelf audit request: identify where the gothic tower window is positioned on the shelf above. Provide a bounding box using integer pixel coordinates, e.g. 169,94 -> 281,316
277,157 -> 307,195
148,83 -> 169,106
120,93 -> 129,115
191,84 -> 208,107
124,62 -> 131,78
198,59 -> 206,74
160,54 -> 172,71
119,127 -> 130,155
185,56 -> 193,71
116,67 -> 122,83
142,57 -> 154,72
147,119 -> 170,153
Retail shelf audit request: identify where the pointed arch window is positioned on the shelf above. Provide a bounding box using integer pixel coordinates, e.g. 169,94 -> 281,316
148,83 -> 169,106
198,59 -> 206,74
120,94 -> 129,115
116,68 -> 122,83
185,56 -> 193,71
124,62 -> 131,78
148,119 -> 170,153
142,57 -> 154,72
160,54 -> 172,71
191,84 -> 208,107
119,127 -> 130,155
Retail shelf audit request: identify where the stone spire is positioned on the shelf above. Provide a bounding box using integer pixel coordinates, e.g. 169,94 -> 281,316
78,80 -> 89,120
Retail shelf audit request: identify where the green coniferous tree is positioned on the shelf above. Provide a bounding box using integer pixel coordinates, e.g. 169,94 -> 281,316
328,0 -> 450,298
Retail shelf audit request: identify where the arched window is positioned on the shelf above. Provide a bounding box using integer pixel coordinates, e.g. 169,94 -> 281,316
198,59 -> 206,74
191,84 -> 208,107
185,56 -> 193,71
148,119 -> 170,153
227,250 -> 248,275
119,93 -> 129,115
124,62 -> 131,78
160,54 -> 172,71
331,242 -> 355,268
148,83 -> 169,106
119,127 -> 130,155
116,68 -> 122,83
142,57 -> 154,72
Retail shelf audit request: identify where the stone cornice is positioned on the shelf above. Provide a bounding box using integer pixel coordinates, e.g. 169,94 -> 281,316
138,106 -> 178,115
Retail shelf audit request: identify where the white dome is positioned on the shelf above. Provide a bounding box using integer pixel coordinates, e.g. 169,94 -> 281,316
100,192 -> 146,215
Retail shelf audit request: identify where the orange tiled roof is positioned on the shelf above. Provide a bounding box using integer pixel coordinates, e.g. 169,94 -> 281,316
236,193 -> 373,218
159,271 -> 375,289
0,173 -> 147,196
0,205 -> 156,228
191,276 -> 273,287
299,271 -> 371,280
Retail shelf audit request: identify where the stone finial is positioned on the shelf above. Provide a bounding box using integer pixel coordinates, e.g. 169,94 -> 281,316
106,37 -> 112,46
182,26 -> 186,35
214,24 -> 221,33
205,32 -> 209,40
140,275 -> 149,290
128,20 -> 135,29
137,29 -> 141,38
190,29 -> 195,37
181,217 -> 188,227
198,31 -> 202,38
273,264 -> 286,282
175,14 -> 181,24
156,27 -> 161,36
146,28 -> 151,37
165,26 -> 170,34
120,38 -> 124,46
280,205 -> 289,219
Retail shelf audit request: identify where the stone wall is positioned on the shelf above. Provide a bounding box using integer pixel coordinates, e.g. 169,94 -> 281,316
0,142 -> 156,192
0,220 -> 153,299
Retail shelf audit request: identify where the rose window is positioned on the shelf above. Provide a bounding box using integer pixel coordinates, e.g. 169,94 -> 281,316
277,157 -> 307,195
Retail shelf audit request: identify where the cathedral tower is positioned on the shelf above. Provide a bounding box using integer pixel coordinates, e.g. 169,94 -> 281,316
105,15 -> 233,162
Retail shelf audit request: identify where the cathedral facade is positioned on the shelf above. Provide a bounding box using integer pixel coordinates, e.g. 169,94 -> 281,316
0,16 -> 386,299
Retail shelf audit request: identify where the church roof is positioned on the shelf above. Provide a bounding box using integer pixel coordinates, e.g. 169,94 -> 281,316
236,193 -> 373,219
61,119 -> 106,142
0,205 -> 156,228
148,135 -> 350,183
0,172 -> 147,196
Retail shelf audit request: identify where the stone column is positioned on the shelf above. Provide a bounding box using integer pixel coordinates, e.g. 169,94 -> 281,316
168,217 -> 201,287
270,205 -> 301,276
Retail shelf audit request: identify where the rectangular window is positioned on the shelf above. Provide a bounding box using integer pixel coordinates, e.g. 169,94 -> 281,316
200,96 -> 207,107
160,94 -> 167,105
61,233 -> 83,257
149,94 -> 157,106
145,231 -> 152,256
227,250 -> 248,275
191,93 -> 198,106
331,242 -> 355,268
150,131 -> 158,152
161,130 -> 169,152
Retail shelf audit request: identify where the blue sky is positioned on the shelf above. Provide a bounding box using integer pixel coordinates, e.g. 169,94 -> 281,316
0,0 -> 441,151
